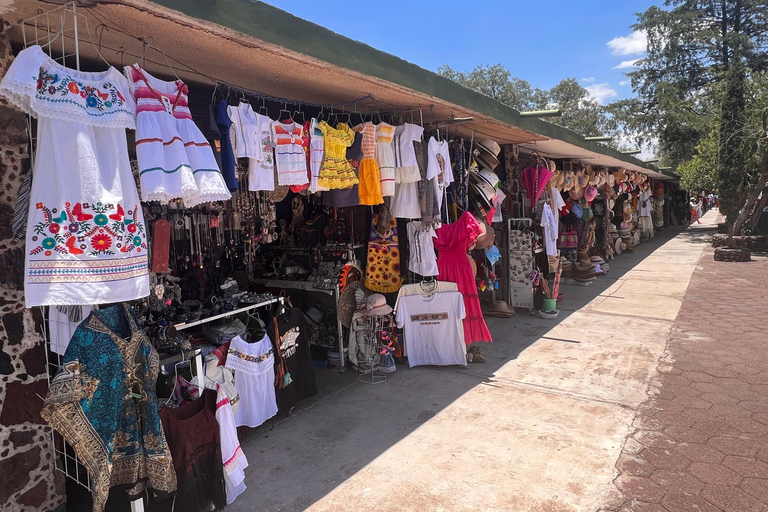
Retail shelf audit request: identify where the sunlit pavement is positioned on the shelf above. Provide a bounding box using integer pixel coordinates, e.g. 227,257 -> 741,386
229,211 -> 734,512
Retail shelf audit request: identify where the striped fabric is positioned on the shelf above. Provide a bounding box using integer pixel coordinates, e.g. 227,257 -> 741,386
12,169 -> 32,242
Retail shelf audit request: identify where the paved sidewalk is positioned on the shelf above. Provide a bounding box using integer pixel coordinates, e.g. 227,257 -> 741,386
605,212 -> 768,512
227,216 -> 714,511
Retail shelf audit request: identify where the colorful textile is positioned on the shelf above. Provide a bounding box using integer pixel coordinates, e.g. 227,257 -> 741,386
434,212 -> 492,344
214,383 -> 248,504
41,304 -> 176,512
364,214 -> 403,293
375,123 -> 397,197
271,120 -> 308,186
317,122 -> 358,189
160,389 -> 226,512
0,46 -> 150,306
354,123 -> 383,205
125,65 -> 231,205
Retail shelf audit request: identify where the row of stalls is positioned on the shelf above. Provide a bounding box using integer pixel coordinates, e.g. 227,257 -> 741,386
0,1 -> 678,511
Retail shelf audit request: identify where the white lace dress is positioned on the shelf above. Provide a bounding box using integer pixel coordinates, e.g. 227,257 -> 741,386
0,46 -> 149,307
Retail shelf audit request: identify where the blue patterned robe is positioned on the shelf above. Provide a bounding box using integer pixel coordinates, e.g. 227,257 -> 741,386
41,304 -> 176,512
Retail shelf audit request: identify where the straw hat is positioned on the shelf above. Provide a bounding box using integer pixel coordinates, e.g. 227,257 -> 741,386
474,139 -> 501,170
590,255 -> 605,265
615,168 -> 628,183
555,171 -> 565,189
548,159 -> 557,173
569,187 -> 585,201
607,173 -> 615,186
562,171 -> 575,191
614,238 -> 626,255
576,171 -> 588,190
549,170 -> 561,188
586,167 -> 596,185
576,259 -> 596,271
267,185 -> 290,203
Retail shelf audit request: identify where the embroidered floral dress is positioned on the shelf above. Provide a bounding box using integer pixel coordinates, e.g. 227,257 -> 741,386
41,304 -> 176,512
0,46 -> 150,307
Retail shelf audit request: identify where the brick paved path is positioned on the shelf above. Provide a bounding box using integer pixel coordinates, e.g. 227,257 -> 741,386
605,224 -> 768,512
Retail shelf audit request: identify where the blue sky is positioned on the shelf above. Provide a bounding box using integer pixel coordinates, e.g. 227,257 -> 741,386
264,0 -> 654,105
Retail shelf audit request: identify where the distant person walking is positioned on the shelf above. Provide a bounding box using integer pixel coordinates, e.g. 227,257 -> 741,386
690,197 -> 701,224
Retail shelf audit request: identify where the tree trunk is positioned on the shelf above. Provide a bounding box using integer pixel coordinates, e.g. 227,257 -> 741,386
746,185 -> 768,229
730,109 -> 768,242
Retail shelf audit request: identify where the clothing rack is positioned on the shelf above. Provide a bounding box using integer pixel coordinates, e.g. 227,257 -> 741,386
173,297 -> 280,330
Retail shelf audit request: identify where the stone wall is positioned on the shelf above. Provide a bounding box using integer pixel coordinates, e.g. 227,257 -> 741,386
0,20 -> 66,512
711,234 -> 768,252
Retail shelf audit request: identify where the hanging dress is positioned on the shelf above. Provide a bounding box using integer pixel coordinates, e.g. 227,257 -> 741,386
364,214 -> 404,293
228,102 -> 275,191
125,64 -> 231,206
40,304 -> 176,512
215,99 -> 239,190
317,121 -> 358,189
0,46 -> 150,307
375,122 -> 396,197
434,212 -> 492,344
354,122 -> 383,205
308,118 -> 326,193
224,334 -> 278,428
271,120 -> 309,187
160,389 -> 227,512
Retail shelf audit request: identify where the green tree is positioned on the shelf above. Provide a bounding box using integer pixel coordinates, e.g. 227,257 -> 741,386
437,64 -> 541,111
438,65 -> 614,137
611,0 -> 768,227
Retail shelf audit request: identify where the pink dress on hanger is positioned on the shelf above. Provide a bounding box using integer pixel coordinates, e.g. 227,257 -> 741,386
434,212 -> 492,344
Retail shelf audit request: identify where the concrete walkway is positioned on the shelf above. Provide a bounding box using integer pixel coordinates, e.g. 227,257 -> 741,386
605,212 -> 768,512
229,214 -> 714,512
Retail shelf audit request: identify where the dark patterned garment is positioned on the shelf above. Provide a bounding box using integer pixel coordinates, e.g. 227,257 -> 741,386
41,304 -> 176,512
451,138 -> 468,211
158,389 -> 226,512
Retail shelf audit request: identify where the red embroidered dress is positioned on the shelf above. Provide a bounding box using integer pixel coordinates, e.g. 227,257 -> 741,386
0,46 -> 150,306
125,65 -> 230,206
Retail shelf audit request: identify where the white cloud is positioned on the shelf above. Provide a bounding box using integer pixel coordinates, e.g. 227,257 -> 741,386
580,77 -> 595,83
584,83 -> 618,105
619,80 -> 630,86
613,59 -> 640,69
607,30 -> 647,56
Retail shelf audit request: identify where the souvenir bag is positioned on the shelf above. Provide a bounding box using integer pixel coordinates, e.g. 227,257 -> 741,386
558,218 -> 578,249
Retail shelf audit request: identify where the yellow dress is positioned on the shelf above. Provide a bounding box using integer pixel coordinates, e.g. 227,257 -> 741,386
354,122 -> 384,205
317,122 -> 359,189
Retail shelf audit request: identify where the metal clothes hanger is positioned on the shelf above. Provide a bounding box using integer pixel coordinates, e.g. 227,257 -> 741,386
291,102 -> 305,124
259,97 -> 268,116
278,102 -> 292,122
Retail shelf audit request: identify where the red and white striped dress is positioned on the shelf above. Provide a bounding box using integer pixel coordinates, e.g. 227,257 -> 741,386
125,65 -> 230,206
